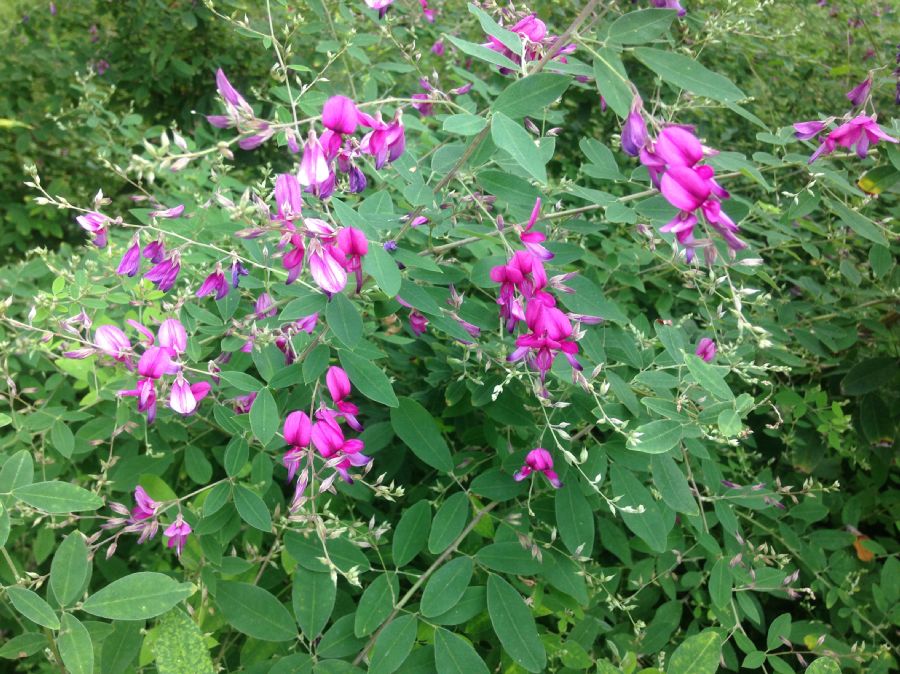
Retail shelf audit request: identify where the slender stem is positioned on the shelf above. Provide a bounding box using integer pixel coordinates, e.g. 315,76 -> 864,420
352,501 -> 498,666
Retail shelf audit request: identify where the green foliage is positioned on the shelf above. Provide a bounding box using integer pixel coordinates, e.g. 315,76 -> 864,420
0,1 -> 897,673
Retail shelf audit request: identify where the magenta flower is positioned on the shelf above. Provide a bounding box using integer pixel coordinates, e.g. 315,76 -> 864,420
322,95 -> 359,135
793,120 -> 829,141
309,244 -> 348,295
651,0 -> 686,16
336,227 -> 368,292
846,75 -> 872,107
230,260 -> 249,288
275,173 -> 303,222
255,292 -> 277,319
808,114 -> 898,163
169,373 -> 198,414
359,111 -> 406,169
142,239 -> 165,263
196,264 -> 230,300
519,198 -> 553,261
411,93 -> 434,117
131,486 -> 160,521
150,204 -> 185,219
284,410 -> 312,447
94,325 -> 131,361
283,234 -> 306,285
75,211 -> 108,248
348,166 -> 367,193
163,514 -> 192,557
118,378 -> 158,423
117,238 -> 142,277
310,419 -> 371,483
409,310 -> 428,336
326,366 -> 352,403
216,68 -> 251,113
158,319 -> 187,356
138,346 -> 178,380
621,100 -> 648,157
695,337 -> 716,362
431,39 -> 445,56
298,130 -> 332,194
144,253 -> 181,292
234,391 -> 257,414
514,448 -> 561,488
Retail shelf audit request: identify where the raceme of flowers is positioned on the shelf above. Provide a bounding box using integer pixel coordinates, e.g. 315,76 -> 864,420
282,366 -> 371,513
490,198 -> 600,396
64,319 -> 210,424
793,74 -> 898,163
619,100 -> 746,263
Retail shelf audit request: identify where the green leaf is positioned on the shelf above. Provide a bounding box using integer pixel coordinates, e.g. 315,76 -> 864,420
606,8 -> 676,44
392,500 -> 431,567
249,387 -> 279,445
592,49 -> 633,117
475,542 -> 541,575
421,557 -> 474,618
302,344 -> 331,383
486,575 -> 546,673
224,436 -> 249,477
610,465 -> 671,553
12,481 -> 102,513
742,651 -> 767,669
443,114 -> 487,136
826,198 -> 889,246
667,630 -> 722,674
766,613 -> 792,651
651,454 -> 698,516
293,568 -> 336,639
634,47 -> 746,103
218,370 -> 263,393
339,350 -> 399,407
493,74 -> 570,119
58,614 -> 93,674
805,658 -> 841,674
326,293 -> 364,348
319,615 -> 366,659
50,420 -> 75,458
0,632 -> 47,659
555,484 -> 595,556
82,572 -> 194,620
215,582 -> 296,642
100,620 -> 143,674
391,397 -> 454,473
5,587 -> 60,629
491,112 -> 547,184
717,409 -> 742,437
369,614 -> 417,674
233,485 -> 272,532
685,354 -> 734,401
363,244 -> 402,297
428,492 -> 469,554
446,35 -> 519,72
50,532 -> 89,607
355,573 -> 399,637
840,357 -> 898,396
708,558 -> 732,609
153,608 -> 215,674
434,628 -> 490,674
0,449 -> 34,493
627,420 -> 683,454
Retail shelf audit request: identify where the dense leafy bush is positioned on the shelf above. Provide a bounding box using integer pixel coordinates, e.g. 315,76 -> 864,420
0,0 -> 267,261
0,1 -> 897,673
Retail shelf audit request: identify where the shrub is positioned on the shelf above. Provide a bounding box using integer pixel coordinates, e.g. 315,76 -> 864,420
0,1 -> 897,673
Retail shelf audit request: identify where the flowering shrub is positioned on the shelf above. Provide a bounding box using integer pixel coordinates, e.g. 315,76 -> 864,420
0,1 -> 898,673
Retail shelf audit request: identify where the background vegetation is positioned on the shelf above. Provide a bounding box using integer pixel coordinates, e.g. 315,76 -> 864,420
0,1 -> 897,673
